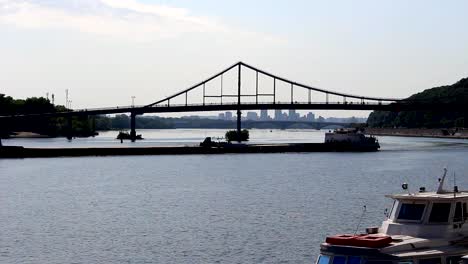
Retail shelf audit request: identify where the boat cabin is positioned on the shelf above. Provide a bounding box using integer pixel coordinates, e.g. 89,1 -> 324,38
381,191 -> 468,238
324,128 -> 380,150
325,129 -> 369,144
316,251 -> 468,264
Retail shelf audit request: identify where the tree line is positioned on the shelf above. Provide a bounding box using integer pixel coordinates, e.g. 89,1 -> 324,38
367,78 -> 468,128
0,94 -> 96,138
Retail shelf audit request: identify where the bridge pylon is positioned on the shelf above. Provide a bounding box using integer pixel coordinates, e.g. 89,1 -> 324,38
236,63 -> 242,142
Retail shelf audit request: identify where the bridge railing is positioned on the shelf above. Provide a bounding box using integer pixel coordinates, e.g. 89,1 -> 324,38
141,101 -> 395,108
0,100 -> 400,118
69,100 -> 396,112
66,100 -> 398,112
63,105 -> 146,113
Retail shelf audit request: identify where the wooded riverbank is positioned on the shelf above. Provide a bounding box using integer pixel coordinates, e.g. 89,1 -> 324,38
365,128 -> 468,139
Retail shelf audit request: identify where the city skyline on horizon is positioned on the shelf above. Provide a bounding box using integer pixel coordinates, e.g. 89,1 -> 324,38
212,110 -> 366,123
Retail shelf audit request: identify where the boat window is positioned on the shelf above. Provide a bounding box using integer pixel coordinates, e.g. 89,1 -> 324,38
397,203 -> 426,221
419,258 -> 442,264
333,256 -> 347,264
398,261 -> 413,264
429,203 -> 451,223
446,256 -> 462,264
348,256 -> 362,264
366,261 -> 393,264
318,255 -> 331,264
454,202 -> 463,222
389,201 -> 398,219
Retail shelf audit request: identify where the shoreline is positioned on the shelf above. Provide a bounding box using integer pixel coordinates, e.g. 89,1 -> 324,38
3,131 -> 99,139
8,132 -> 51,138
6,128 -> 468,141
365,128 -> 468,139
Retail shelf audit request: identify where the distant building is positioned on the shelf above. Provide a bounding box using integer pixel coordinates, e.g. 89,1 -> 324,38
349,116 -> 358,123
218,113 -> 225,120
288,109 -> 299,121
225,111 -> 233,120
274,109 -> 283,121
246,111 -> 258,120
260,109 -> 269,120
306,112 -> 315,122
288,109 -> 295,120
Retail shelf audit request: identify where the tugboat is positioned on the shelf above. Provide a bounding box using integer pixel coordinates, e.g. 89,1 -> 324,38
317,168 -> 468,264
325,128 -> 380,151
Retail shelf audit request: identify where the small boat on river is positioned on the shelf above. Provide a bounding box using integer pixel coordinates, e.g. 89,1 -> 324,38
316,168 -> 468,264
116,131 -> 143,140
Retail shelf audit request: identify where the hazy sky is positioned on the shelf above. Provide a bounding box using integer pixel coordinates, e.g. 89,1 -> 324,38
1,0 -> 467,117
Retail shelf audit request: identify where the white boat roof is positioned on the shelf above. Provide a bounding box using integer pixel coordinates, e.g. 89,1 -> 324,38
324,234 -> 468,258
380,235 -> 468,257
386,191 -> 468,201
323,234 -> 468,258
391,246 -> 468,258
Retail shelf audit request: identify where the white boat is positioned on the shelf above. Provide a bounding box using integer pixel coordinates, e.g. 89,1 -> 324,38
317,168 -> 468,264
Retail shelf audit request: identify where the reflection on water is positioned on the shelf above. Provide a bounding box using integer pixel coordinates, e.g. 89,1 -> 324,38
4,129 -> 468,151
1,129 -> 468,263
3,129 -> 327,148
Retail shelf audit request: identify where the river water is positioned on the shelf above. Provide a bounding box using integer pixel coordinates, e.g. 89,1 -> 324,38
1,129 -> 468,263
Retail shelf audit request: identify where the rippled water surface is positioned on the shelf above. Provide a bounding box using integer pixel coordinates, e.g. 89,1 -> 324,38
1,129 -> 468,263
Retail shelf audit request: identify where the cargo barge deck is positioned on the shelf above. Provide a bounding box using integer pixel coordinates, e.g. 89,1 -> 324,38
0,142 -> 379,158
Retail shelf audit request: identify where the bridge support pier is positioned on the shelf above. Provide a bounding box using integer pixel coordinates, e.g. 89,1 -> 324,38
90,116 -> 96,136
66,116 -> 73,140
130,112 -> 137,142
236,109 -> 242,142
0,121 -> 6,145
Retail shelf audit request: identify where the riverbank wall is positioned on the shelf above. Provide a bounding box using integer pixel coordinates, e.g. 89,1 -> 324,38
365,128 -> 468,139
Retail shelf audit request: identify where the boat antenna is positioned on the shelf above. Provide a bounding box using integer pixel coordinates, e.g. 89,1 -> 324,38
437,168 -> 448,194
354,205 -> 367,235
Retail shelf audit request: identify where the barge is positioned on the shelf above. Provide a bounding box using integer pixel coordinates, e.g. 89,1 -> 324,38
0,129 -> 380,158
0,142 -> 375,158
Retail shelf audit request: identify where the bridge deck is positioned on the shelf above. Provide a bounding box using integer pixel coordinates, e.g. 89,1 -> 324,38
0,102 -> 399,119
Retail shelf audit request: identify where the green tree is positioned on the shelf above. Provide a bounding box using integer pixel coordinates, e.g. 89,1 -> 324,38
225,129 -> 249,142
367,77 -> 468,128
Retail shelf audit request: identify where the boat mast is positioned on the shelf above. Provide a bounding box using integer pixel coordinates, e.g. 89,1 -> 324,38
437,168 -> 448,194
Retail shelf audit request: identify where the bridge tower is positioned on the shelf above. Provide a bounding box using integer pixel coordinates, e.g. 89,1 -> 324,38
237,63 -> 242,142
